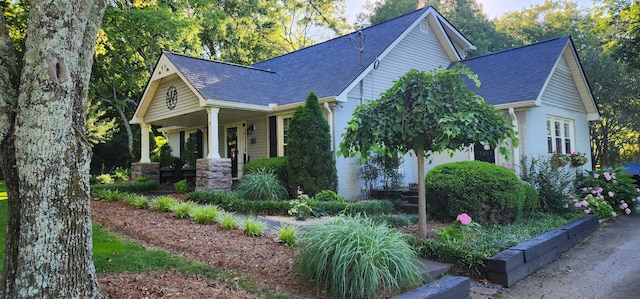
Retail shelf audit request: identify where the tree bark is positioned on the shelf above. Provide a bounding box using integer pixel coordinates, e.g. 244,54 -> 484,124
0,1 -> 108,298
417,142 -> 428,238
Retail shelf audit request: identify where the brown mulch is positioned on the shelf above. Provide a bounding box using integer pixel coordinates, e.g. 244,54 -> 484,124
91,199 -> 322,299
91,198 -> 450,298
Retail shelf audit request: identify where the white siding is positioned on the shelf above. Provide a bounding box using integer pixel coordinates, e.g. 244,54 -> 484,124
145,75 -> 202,123
336,20 -> 453,199
541,56 -> 585,113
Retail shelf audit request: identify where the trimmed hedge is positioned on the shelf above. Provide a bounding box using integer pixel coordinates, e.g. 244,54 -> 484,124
90,181 -> 159,195
426,161 -> 529,225
187,190 -> 397,216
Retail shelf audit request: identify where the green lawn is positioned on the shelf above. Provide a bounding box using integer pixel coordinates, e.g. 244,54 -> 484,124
0,180 -> 7,201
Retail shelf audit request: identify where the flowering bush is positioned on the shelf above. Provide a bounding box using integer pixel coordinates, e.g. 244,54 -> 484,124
435,213 -> 481,244
571,193 -> 615,219
550,152 -> 571,167
578,168 -> 640,215
569,152 -> 588,167
288,188 -> 313,220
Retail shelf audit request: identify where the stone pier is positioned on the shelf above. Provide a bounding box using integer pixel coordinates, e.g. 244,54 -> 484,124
131,162 -> 160,182
196,158 -> 232,191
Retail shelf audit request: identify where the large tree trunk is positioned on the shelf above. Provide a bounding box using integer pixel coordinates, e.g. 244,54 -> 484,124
0,1 -> 107,298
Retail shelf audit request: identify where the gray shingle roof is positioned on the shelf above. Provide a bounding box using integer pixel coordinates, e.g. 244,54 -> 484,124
165,7 -> 431,106
457,36 -> 570,106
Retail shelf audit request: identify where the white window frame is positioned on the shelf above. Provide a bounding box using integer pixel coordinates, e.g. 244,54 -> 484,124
277,114 -> 293,157
547,116 -> 575,154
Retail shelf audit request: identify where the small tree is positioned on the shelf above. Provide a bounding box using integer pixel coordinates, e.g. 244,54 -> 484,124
287,92 -> 338,196
339,66 -> 518,237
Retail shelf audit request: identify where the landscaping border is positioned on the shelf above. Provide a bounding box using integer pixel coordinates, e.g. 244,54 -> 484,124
486,214 -> 599,287
393,275 -> 470,299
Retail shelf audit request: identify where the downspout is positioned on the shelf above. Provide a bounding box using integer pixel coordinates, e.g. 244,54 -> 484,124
324,102 -> 336,153
509,107 -> 520,175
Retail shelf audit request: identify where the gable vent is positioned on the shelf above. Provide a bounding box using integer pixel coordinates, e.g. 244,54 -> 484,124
420,19 -> 429,33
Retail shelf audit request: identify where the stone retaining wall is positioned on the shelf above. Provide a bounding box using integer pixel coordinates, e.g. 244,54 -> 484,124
196,158 -> 232,191
486,214 -> 599,287
131,162 -> 160,182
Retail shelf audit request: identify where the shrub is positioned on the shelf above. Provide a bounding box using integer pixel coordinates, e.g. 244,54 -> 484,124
94,189 -> 125,202
242,217 -> 266,237
173,201 -> 197,219
244,157 -> 288,188
522,183 -> 540,215
219,213 -> 238,230
572,194 -> 615,219
426,161 -> 527,224
136,176 -> 148,183
113,167 -> 130,182
370,214 -> 418,228
578,168 -> 640,215
314,190 -> 345,202
296,215 -> 423,298
91,181 -> 159,194
235,169 -> 288,201
287,92 -> 338,196
174,179 -> 189,193
522,155 -> 576,215
96,173 -> 114,185
277,224 -> 297,246
151,195 -> 179,212
192,205 -> 221,224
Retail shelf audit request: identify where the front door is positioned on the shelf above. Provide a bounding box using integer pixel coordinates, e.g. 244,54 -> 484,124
226,124 -> 245,178
474,143 -> 496,164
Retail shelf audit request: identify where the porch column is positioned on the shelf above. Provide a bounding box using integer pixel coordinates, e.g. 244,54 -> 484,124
140,122 -> 151,163
206,107 -> 221,159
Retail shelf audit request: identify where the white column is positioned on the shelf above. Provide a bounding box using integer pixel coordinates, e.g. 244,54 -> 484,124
207,107 -> 221,159
140,123 -> 151,163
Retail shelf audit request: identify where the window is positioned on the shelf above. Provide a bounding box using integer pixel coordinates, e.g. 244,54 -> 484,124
547,116 -> 574,154
277,115 -> 293,157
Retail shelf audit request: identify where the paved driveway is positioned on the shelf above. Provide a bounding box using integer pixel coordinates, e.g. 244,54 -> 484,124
500,213 -> 640,299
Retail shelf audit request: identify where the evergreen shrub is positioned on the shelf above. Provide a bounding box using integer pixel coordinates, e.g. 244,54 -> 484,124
244,157 -> 288,188
426,161 -> 527,224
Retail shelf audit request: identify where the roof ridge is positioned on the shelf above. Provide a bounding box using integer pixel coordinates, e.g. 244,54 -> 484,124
164,51 -> 276,73
252,6 -> 431,66
462,35 -> 569,62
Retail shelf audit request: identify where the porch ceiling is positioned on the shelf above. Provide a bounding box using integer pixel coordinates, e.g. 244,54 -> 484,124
147,108 -> 267,127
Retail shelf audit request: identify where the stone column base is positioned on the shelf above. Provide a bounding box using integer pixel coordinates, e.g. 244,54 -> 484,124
131,162 -> 160,182
196,158 -> 232,191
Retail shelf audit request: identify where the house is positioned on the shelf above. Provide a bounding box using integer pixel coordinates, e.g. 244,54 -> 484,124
129,6 -> 599,199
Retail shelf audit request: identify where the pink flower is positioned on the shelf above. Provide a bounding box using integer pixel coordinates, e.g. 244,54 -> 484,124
612,211 -> 617,217
604,172 -> 612,181
608,191 -> 615,197
625,208 -> 631,215
584,209 -> 591,214
620,202 -> 629,209
574,202 -> 582,208
594,173 -> 600,179
456,213 -> 472,225
612,173 -> 617,179
580,200 -> 589,207
581,187 -> 588,192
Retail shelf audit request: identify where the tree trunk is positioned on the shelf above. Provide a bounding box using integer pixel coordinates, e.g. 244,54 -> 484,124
0,1 -> 108,298
417,142 -> 428,237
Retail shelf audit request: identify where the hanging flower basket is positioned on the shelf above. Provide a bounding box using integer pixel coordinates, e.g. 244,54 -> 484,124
570,152 -> 588,167
551,152 -> 571,167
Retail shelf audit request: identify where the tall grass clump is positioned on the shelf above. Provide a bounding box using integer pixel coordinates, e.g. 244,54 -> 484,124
192,205 -> 221,224
152,196 -> 179,212
295,215 -> 424,298
242,217 -> 266,237
235,169 -> 288,201
173,201 -> 197,219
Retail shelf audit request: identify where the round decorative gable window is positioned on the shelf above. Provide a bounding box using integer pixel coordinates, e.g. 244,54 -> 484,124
166,86 -> 178,110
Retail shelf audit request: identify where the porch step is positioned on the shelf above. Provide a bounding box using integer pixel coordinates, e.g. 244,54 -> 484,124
421,259 -> 451,282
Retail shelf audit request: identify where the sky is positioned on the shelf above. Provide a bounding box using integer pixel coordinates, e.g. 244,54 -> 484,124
344,0 -> 595,22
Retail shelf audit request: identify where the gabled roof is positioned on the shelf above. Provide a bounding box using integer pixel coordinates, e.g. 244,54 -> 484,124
162,6 -> 473,106
458,36 -> 598,120
458,36 -> 571,106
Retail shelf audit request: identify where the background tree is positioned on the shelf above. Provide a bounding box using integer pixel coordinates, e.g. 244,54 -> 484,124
339,66 -> 517,237
0,0 -> 107,297
287,92 -> 338,196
